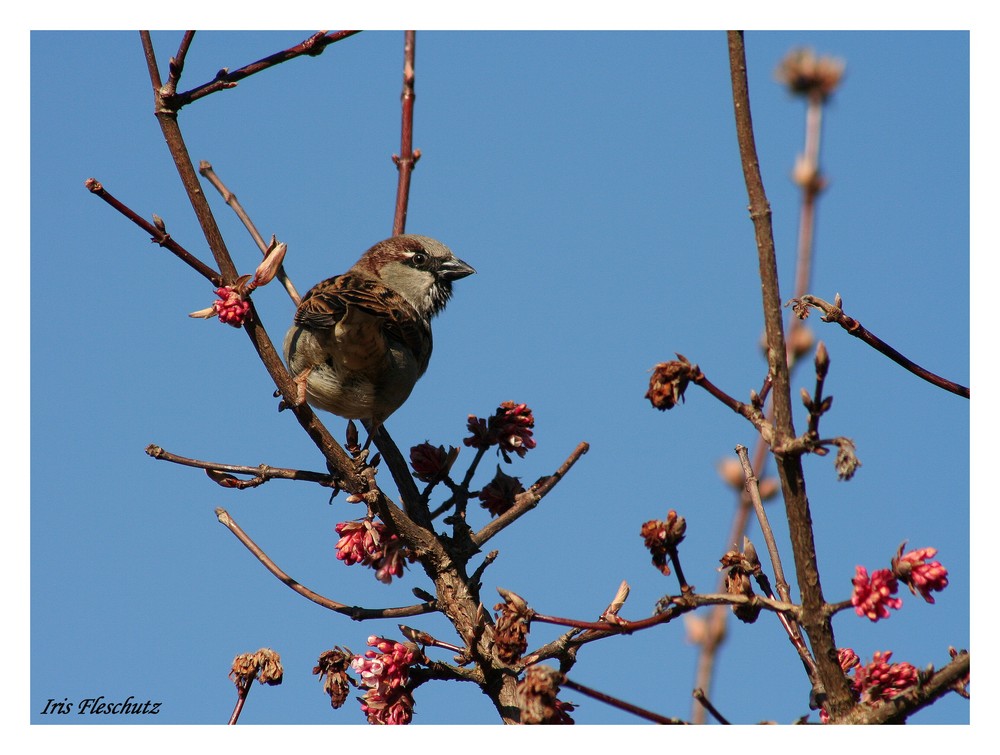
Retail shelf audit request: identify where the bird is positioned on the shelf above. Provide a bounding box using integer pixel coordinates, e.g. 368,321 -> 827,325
283,235 -> 475,447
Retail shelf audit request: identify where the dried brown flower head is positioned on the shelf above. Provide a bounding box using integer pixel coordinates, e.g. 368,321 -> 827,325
775,48 -> 845,101
313,647 -> 355,709
494,588 -> 533,664
230,648 -> 284,687
518,664 -> 575,724
833,438 -> 861,480
641,510 -> 687,576
719,542 -> 762,623
646,355 -> 698,410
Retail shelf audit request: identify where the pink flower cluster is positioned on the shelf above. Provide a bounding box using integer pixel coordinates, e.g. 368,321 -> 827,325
351,636 -> 416,725
851,545 -> 949,622
820,649 -> 919,722
334,520 -> 411,584
464,401 -> 536,461
851,566 -> 902,622
892,545 -> 949,603
852,651 -> 920,705
212,286 -> 251,326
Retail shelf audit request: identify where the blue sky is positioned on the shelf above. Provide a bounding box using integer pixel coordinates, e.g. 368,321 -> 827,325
28,29 -> 971,732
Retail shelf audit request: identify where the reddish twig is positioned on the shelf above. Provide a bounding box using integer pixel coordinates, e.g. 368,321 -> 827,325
692,688 -> 730,725
166,31 -> 361,110
84,178 -> 221,284
562,677 -> 687,725
392,30 -> 420,235
228,678 -> 250,725
789,294 -> 969,398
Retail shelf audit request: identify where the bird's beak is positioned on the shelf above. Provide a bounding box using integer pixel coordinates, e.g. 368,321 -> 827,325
440,257 -> 476,280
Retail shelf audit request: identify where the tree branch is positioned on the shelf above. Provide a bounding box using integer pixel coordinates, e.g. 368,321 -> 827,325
145,444 -> 336,489
789,294 -> 969,398
392,31 -> 420,235
836,651 -> 970,724
167,31 -> 362,110
727,30 -> 853,715
215,508 -> 439,620
472,442 -> 589,546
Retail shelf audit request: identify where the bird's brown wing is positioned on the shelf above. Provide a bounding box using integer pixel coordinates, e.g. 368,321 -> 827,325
295,273 -> 433,371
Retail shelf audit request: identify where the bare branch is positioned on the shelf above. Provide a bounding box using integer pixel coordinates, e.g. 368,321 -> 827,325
392,31 -> 421,235
788,294 -> 969,398
693,688 -> 731,725
145,444 -> 336,488
198,160 -> 302,305
562,676 -> 687,725
727,29 -> 853,715
215,508 -> 439,620
472,442 -> 589,546
168,31 -> 362,110
836,651 -> 970,724
84,178 -> 221,285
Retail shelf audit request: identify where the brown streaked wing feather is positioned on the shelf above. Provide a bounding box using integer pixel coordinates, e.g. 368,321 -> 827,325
294,273 -> 432,370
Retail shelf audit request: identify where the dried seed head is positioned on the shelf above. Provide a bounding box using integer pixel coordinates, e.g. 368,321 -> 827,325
641,510 -> 687,576
313,647 -> 355,708
775,48 -> 845,101
646,355 -> 697,410
494,588 -> 534,664
518,665 -> 575,724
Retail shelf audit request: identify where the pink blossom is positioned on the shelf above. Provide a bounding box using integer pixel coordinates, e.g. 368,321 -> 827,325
851,566 -> 902,622
334,520 -> 412,584
892,545 -> 949,604
853,651 -> 919,705
212,286 -> 250,326
351,637 -> 416,725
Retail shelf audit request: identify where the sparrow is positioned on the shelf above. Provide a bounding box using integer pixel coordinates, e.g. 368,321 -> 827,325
283,235 -> 475,445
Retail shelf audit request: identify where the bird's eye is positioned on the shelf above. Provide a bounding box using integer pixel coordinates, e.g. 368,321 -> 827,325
410,251 -> 428,267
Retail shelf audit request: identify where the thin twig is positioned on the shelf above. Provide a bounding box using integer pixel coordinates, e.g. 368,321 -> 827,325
472,442 -> 589,546
169,31 -> 362,110
789,294 -> 969,398
736,445 -> 819,685
162,31 -> 196,98
692,688 -> 730,725
691,370 -> 774,443
228,679 -> 250,725
198,160 -> 301,305
562,677 -> 687,725
392,31 -> 420,235
735,445 -> 791,601
215,508 -> 438,620
145,444 -> 336,488
84,178 -> 221,284
369,424 -> 431,528
533,592 -> 800,633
